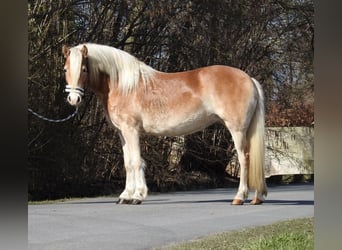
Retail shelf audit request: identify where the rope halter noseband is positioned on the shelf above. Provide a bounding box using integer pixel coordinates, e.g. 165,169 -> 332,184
65,86 -> 85,96
65,85 -> 85,105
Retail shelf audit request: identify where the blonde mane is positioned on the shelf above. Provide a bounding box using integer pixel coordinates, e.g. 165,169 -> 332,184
74,43 -> 155,94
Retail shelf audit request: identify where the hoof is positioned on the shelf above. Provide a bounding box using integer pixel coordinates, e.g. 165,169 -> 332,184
250,198 -> 264,205
231,199 -> 244,205
131,199 -> 142,205
116,199 -> 132,205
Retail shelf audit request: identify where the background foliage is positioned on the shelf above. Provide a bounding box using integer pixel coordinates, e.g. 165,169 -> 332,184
28,0 -> 314,200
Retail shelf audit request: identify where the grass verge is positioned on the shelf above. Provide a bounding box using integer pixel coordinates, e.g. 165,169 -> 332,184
157,217 -> 313,250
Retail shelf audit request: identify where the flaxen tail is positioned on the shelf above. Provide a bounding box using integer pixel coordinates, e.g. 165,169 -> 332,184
247,78 -> 267,197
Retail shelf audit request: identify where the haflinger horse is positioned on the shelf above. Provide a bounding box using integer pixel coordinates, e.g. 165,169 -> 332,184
62,43 -> 267,205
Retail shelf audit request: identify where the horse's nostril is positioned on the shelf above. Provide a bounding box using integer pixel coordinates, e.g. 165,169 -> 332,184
77,96 -> 81,104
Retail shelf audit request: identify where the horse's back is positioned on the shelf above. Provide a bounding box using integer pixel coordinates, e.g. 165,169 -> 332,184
135,65 -> 255,136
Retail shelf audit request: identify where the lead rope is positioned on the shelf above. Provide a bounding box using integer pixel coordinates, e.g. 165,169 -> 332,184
28,107 -> 78,123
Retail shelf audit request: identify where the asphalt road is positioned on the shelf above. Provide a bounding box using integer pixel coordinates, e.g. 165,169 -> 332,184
28,184 -> 314,250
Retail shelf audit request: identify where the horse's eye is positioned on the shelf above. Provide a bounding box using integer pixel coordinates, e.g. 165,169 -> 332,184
63,68 -> 67,72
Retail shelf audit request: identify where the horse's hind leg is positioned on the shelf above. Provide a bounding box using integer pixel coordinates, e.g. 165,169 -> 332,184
229,129 -> 249,205
117,128 -> 148,205
250,190 -> 265,205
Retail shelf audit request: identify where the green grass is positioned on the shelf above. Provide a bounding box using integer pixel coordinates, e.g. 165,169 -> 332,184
157,217 -> 313,250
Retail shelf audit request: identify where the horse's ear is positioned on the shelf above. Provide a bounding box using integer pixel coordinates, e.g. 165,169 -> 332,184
62,45 -> 70,58
81,45 -> 88,58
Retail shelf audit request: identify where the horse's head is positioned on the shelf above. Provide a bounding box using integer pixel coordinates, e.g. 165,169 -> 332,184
62,45 -> 89,106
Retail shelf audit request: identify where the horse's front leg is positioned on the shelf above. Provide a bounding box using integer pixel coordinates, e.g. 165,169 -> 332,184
117,128 -> 148,205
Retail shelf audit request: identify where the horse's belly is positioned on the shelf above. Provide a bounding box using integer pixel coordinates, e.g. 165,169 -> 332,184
141,112 -> 219,136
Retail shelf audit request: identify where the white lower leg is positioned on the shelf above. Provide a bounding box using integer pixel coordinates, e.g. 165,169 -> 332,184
233,152 -> 249,201
234,181 -> 249,201
254,190 -> 265,201
132,159 -> 148,201
234,190 -> 248,201
119,166 -> 135,200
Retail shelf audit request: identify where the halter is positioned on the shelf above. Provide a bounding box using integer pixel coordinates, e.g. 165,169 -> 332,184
65,86 -> 85,96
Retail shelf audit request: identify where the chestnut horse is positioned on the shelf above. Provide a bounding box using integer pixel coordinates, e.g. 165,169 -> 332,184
62,43 -> 267,205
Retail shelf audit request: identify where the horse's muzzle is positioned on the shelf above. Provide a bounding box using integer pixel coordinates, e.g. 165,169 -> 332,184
67,93 -> 82,106
65,86 -> 84,106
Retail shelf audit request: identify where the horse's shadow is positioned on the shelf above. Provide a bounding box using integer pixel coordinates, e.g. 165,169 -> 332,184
66,198 -> 314,206
143,199 -> 314,206
262,199 -> 314,205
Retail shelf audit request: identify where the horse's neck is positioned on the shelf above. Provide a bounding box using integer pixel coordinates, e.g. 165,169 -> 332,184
89,72 -> 111,96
